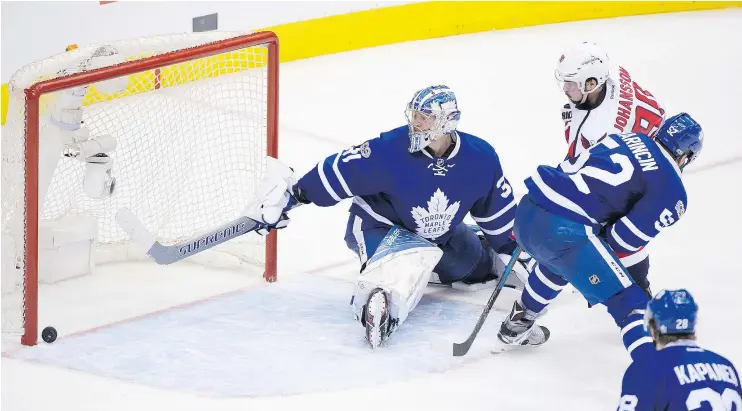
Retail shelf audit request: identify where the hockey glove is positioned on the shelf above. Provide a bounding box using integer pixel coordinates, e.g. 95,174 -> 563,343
246,157 -> 304,235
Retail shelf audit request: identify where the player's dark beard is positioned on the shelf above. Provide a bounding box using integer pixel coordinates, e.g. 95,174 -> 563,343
568,94 -> 582,105
575,85 -> 607,110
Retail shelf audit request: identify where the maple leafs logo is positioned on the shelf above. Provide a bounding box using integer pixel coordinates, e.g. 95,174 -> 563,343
411,188 -> 460,240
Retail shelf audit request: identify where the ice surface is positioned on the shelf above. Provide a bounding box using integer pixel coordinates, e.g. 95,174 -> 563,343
3,8 -> 742,411
10,275 -> 515,397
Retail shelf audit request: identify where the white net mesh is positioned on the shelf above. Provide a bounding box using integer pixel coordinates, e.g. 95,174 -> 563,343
1,32 -> 274,338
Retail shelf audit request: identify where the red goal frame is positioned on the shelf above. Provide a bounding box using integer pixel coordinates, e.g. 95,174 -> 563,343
20,31 -> 279,346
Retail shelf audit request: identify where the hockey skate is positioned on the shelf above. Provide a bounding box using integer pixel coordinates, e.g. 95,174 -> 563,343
363,288 -> 395,349
497,300 -> 550,348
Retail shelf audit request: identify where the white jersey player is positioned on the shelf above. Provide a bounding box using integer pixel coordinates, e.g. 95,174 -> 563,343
554,41 -> 666,294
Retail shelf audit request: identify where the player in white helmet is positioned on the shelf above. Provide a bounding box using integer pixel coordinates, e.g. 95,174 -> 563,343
555,42 -> 611,106
554,41 -> 667,296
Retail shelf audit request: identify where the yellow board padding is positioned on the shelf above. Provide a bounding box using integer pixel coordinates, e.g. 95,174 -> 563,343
3,1 -> 741,125
262,1 -> 742,63
157,47 -> 268,89
79,70 -> 156,106
1,83 -> 8,125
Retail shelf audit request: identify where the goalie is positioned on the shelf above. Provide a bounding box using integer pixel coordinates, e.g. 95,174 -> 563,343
249,85 -> 528,349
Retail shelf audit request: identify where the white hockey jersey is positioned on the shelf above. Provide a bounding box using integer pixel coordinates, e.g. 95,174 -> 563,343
561,66 -> 666,159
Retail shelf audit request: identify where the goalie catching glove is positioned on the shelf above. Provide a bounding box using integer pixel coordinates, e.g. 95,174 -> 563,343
246,157 -> 308,235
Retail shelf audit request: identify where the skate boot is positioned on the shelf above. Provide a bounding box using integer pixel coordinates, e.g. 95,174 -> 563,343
497,300 -> 550,347
363,288 -> 391,349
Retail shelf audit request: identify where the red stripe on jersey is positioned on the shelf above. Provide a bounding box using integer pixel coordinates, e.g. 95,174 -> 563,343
567,138 -> 577,159
615,246 -> 645,259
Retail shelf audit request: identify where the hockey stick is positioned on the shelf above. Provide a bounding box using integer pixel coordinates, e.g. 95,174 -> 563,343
450,245 -> 522,357
115,208 -> 264,265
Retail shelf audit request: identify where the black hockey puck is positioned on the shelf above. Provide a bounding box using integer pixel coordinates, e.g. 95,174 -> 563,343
42,326 -> 57,343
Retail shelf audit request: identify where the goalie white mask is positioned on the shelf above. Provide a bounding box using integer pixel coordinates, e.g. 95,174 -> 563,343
554,42 -> 611,104
405,85 -> 461,153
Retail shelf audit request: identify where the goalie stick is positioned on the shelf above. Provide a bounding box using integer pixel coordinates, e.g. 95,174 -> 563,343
115,208 -> 265,265
449,245 -> 522,357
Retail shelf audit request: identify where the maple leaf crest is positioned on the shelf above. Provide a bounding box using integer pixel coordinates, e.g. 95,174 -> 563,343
411,188 -> 460,240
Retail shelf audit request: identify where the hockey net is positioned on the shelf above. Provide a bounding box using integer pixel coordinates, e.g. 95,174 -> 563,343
1,31 -> 279,345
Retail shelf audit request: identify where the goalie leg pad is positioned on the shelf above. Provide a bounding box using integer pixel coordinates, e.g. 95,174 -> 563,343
350,226 -> 443,329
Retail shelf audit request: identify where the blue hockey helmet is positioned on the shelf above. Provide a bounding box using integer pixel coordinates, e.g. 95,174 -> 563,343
644,289 -> 698,335
405,85 -> 461,153
655,112 -> 704,171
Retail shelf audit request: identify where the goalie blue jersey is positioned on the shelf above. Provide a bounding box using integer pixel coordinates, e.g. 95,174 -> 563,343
524,132 -> 687,257
296,125 -> 517,253
618,341 -> 742,411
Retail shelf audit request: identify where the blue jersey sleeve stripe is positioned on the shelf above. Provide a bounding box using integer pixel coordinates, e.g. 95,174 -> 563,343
610,226 -> 641,252
532,171 -> 598,224
535,265 -> 568,291
316,160 -> 342,202
477,206 -> 515,231
619,216 -> 654,242
471,198 -> 516,223
620,319 -> 644,339
627,337 -> 653,355
619,248 -> 648,267
331,153 -> 354,197
352,197 -> 395,226
481,219 -> 514,236
524,280 -> 554,305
